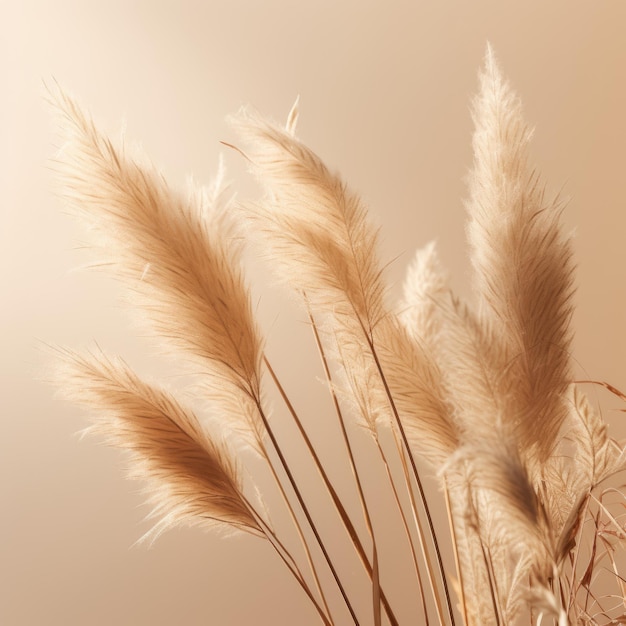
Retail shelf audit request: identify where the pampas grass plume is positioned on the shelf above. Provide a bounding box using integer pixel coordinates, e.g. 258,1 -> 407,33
50,47 -> 626,626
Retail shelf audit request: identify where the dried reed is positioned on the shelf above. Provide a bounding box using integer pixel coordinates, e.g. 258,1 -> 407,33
50,47 -> 626,625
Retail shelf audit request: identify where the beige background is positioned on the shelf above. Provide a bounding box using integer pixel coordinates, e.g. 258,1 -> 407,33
2,1 -> 626,624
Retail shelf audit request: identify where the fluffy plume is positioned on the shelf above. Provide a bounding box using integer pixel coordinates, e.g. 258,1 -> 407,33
55,348 -> 261,539
448,431 -> 556,625
399,240 -> 449,348
232,109 -> 458,467
51,48 -> 626,626
459,435 -> 540,541
569,386 -> 626,487
544,386 -> 626,556
465,46 -> 575,465
374,315 -> 458,467
231,107 -> 385,335
445,477 -> 496,626
50,88 -> 265,451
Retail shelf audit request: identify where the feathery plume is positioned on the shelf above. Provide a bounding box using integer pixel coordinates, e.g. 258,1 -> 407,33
466,46 -> 575,465
55,348 -> 261,539
232,108 -> 458,466
233,102 -> 459,624
399,240 -> 449,348
544,386 -> 626,558
50,48 -> 626,626
569,386 -> 625,487
231,107 -> 385,334
50,88 -> 265,451
448,432 -> 556,625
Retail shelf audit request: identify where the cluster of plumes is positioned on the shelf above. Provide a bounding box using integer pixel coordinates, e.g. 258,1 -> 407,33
398,49 -> 626,625
52,47 -> 626,626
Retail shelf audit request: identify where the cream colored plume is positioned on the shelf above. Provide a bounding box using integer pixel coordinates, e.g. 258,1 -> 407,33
232,108 -> 458,467
399,240 -> 448,348
50,48 -> 626,626
50,88 -> 265,452
231,106 -> 385,335
465,46 -> 574,465
56,348 -> 261,539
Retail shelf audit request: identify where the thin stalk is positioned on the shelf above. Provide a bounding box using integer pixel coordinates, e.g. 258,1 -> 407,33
469,495 -> 502,626
244,495 -> 333,626
253,396 -> 360,625
257,438 -> 332,621
582,508 -> 602,615
331,329 -> 429,625
306,306 -> 382,626
388,416 -> 449,626
360,324 -> 456,626
308,276 -> 453,622
591,494 -> 626,539
485,545 -> 504,626
566,494 -> 590,615
374,434 -> 430,625
264,356 -> 399,626
443,476 -> 469,626
483,549 -> 503,626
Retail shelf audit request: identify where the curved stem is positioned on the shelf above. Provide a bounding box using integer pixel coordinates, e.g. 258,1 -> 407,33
244,496 -> 332,626
306,305 -> 382,626
443,476 -> 469,626
566,494 -> 590,617
363,328 -> 456,626
258,439 -> 332,621
264,354 -> 399,626
388,414 -> 449,626
253,394 -> 360,625
374,436 -> 430,625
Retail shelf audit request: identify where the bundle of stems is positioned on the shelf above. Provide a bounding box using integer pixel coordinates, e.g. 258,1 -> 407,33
51,47 -> 626,625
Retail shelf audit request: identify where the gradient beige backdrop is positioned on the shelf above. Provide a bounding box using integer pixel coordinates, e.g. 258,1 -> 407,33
3,1 -> 626,625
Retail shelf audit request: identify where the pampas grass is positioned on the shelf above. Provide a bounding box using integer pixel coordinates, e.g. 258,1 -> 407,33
50,48 -> 626,625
